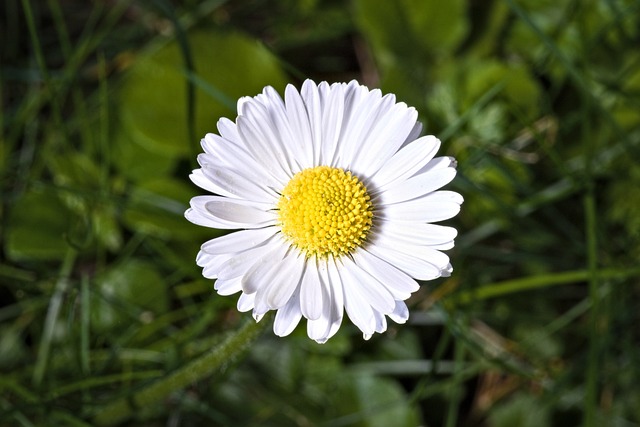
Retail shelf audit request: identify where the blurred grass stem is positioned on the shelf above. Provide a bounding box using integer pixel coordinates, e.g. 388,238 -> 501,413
584,190 -> 600,427
92,317 -> 266,426
21,0 -> 64,130
32,248 -> 77,385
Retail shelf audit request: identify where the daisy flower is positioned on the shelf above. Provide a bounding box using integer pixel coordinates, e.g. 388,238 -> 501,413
185,79 -> 462,343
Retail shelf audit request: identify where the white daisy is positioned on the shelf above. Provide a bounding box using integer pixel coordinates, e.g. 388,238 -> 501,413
185,79 -> 462,343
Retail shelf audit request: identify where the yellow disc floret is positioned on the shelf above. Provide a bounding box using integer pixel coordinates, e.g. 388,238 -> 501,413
278,166 -> 373,258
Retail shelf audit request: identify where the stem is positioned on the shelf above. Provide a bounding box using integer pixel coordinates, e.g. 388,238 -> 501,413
445,330 -> 465,427
93,317 -> 267,426
453,267 -> 640,304
584,189 -> 599,427
33,248 -> 77,385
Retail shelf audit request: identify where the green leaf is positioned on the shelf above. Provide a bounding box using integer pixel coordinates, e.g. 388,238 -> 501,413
117,29 -> 289,158
335,373 -> 421,427
462,60 -> 540,118
0,326 -> 28,369
48,152 -> 102,190
489,394 -> 551,427
4,189 -> 75,261
353,0 -> 468,59
91,260 -> 169,333
111,126 -> 178,182
47,152 -> 123,251
92,204 -> 123,251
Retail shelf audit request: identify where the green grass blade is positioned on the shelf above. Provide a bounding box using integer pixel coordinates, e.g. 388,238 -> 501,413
92,317 -> 267,426
32,249 -> 77,385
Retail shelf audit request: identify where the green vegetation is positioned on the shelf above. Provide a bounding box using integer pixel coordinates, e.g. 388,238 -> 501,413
2,0 -> 640,425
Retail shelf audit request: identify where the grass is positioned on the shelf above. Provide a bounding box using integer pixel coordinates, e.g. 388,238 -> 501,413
2,0 -> 640,426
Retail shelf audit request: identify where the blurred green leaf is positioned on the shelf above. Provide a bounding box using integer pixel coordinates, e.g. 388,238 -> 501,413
112,127 -> 179,182
49,152 -> 101,191
353,0 -> 469,108
118,30 -> 289,157
353,0 -> 468,60
4,189 -> 74,260
0,326 -> 28,369
91,259 -> 168,333
489,393 -> 551,427
92,204 -> 123,251
335,373 -> 421,427
462,60 -> 540,118
48,152 -> 123,251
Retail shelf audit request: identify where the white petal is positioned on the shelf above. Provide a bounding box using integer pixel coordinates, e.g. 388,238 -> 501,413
203,197 -> 277,225
413,155 -> 457,176
342,91 -> 390,170
265,252 -> 305,309
378,192 -> 462,223
402,121 -> 423,147
342,257 -> 396,314
237,292 -> 254,312
319,82 -> 344,166
185,206 -> 227,229
307,314 -> 331,342
335,84 -> 380,167
442,263 -> 453,277
250,251 -> 305,315
350,103 -> 418,176
376,168 -> 457,205
237,95 -> 253,113
306,265 -> 333,340
189,169 -> 224,194
388,300 -> 409,324
372,233 -> 451,273
200,253 -> 232,278
200,133 -> 286,190
235,115 -> 291,182
367,244 -> 443,281
217,117 -> 241,144
307,286 -> 332,344
214,276 -> 242,296
373,310 -> 388,334
371,135 -> 441,189
211,122 -> 280,206
240,100 -> 296,180
202,166 -> 278,203
201,228 -> 278,255
217,238 -> 285,281
285,83 -> 314,168
260,86 -> 306,173
240,243 -> 289,294
273,290 -> 303,337
196,250 -> 214,267
337,262 -> 376,337
200,133 -> 247,165
375,220 -> 458,246
252,286 -> 272,317
197,249 -> 229,268
299,256 -> 324,320
186,196 -> 276,230
352,248 -> 419,299
308,258 -> 344,343
301,79 -> 323,165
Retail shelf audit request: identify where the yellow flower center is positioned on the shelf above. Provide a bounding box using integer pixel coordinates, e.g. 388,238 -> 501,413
278,166 -> 373,258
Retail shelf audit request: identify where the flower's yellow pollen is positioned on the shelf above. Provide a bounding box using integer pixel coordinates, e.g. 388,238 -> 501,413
278,166 -> 373,258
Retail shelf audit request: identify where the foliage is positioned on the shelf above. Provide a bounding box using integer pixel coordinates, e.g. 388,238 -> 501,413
1,0 -> 640,425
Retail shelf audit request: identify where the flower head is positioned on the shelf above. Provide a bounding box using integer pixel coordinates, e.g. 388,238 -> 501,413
185,80 -> 462,343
